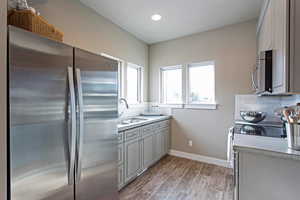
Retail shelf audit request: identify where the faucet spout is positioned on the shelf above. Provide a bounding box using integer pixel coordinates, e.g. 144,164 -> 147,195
120,98 -> 129,109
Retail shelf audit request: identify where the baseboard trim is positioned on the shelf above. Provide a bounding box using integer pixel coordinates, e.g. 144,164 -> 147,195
169,149 -> 231,168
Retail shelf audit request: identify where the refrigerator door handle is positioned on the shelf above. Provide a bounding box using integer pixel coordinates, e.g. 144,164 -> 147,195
68,67 -> 76,185
75,68 -> 84,182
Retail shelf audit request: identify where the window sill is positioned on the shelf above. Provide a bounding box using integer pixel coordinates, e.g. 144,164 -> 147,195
128,102 -> 147,107
158,103 -> 217,110
184,103 -> 218,110
158,104 -> 184,108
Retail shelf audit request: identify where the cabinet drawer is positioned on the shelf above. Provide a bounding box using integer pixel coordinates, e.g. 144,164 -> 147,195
118,132 -> 124,144
142,124 -> 154,137
125,128 -> 140,141
142,124 -> 153,133
118,144 -> 124,165
158,120 -> 169,128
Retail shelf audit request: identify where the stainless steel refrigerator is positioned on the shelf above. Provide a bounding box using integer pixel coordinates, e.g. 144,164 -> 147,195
8,26 -> 119,200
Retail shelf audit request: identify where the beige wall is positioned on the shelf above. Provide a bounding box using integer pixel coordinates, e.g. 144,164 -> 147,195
31,0 -> 149,101
0,0 -> 7,199
149,20 -> 257,160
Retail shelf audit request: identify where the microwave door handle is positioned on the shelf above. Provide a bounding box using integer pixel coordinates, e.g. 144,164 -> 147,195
67,67 -> 76,185
75,68 -> 84,182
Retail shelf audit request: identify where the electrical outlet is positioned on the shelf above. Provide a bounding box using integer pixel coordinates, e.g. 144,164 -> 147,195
188,140 -> 193,147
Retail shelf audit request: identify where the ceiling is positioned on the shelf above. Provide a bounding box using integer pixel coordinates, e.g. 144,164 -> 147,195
80,0 -> 263,44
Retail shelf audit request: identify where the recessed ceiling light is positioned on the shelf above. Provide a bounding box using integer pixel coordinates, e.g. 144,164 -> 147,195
151,14 -> 162,21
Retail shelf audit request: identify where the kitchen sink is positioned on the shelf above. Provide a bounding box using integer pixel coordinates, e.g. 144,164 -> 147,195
120,117 -> 148,125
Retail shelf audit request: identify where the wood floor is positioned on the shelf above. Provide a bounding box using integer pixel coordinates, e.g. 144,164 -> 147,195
119,155 -> 234,200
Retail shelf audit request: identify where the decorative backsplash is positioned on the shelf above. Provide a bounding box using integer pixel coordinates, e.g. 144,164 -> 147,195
235,95 -> 300,122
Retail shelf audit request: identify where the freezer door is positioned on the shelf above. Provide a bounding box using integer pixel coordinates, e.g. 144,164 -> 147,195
9,26 -> 75,200
74,48 -> 119,200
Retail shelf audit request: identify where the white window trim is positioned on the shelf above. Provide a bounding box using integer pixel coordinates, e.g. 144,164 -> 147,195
186,61 -> 216,105
159,61 -> 217,110
159,65 -> 184,105
100,53 -> 124,99
101,53 -> 143,104
126,62 -> 143,105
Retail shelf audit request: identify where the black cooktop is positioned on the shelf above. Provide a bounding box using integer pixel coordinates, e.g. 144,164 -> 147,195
233,123 -> 287,138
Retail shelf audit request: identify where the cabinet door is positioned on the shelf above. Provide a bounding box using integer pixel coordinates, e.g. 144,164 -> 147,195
124,139 -> 141,183
272,0 -> 289,93
142,134 -> 155,169
118,144 -> 124,165
154,130 -> 164,160
118,165 -> 124,190
163,128 -> 170,155
259,2 -> 273,52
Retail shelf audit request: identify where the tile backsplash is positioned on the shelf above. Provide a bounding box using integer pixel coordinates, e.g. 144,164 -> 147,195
119,103 -> 148,119
118,102 -> 173,120
235,94 -> 300,122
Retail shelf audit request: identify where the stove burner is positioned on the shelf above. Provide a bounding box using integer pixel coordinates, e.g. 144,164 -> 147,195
240,125 -> 266,136
233,123 -> 286,138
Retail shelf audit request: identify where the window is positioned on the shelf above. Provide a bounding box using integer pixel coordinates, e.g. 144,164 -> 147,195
161,66 -> 183,104
126,63 -> 142,103
188,62 -> 215,104
160,61 -> 216,109
101,53 -> 143,104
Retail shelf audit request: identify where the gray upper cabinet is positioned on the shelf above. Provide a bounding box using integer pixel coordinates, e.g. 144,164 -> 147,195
257,0 -> 300,94
290,0 -> 300,92
272,0 -> 289,93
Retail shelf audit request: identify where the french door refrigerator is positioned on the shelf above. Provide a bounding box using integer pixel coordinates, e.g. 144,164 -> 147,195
8,26 -> 119,200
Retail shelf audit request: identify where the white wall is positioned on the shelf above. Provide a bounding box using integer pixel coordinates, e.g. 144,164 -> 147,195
30,0 -> 149,101
149,20 -> 257,160
0,0 -> 7,199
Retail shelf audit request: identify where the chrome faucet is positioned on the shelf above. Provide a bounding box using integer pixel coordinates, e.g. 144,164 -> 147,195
120,98 -> 129,109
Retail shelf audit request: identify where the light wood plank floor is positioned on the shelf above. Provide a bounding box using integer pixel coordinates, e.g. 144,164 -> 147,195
119,156 -> 233,200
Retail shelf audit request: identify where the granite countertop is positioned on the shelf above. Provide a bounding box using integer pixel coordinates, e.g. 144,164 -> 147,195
233,134 -> 300,161
117,115 -> 171,132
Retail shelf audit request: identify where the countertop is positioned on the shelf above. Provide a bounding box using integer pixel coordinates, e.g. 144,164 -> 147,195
233,134 -> 300,161
117,115 -> 171,132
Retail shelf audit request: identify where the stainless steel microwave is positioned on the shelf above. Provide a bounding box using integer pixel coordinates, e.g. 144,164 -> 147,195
252,50 -> 273,94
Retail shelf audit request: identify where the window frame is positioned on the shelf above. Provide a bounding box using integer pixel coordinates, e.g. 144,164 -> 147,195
126,62 -> 143,104
100,53 -> 124,98
159,61 -> 217,110
101,53 -> 143,105
186,61 -> 216,105
159,65 -> 184,106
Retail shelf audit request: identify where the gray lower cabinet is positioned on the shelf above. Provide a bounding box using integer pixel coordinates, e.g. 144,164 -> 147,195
118,164 -> 124,190
118,119 -> 170,190
118,135 -> 125,190
124,138 -> 141,183
142,134 -> 155,169
162,127 -> 170,155
154,130 -> 165,161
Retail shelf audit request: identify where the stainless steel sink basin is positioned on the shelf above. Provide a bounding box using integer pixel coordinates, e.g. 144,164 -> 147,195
120,117 -> 148,125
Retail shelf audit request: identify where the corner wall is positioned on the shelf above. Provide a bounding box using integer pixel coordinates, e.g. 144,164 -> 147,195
30,0 -> 149,101
0,0 -> 7,199
149,20 -> 257,160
